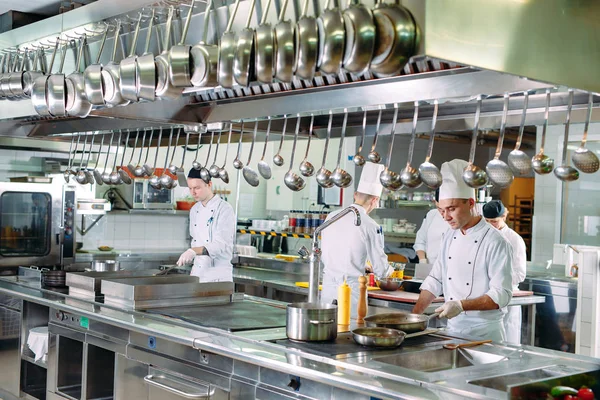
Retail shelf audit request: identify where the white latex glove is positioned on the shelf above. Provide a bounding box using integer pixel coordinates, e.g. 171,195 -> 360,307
435,300 -> 464,319
176,248 -> 197,266
419,258 -> 429,264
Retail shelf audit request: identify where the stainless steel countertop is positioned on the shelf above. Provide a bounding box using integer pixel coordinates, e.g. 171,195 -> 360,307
0,276 -> 596,399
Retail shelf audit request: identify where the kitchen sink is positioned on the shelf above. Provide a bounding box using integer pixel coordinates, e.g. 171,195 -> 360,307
374,347 -> 507,373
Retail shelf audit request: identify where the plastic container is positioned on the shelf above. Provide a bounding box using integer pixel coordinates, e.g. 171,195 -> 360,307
337,279 -> 351,325
289,211 -> 297,232
296,211 -> 306,234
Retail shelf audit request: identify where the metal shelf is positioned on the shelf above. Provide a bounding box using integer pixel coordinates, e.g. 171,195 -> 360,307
21,354 -> 47,370
379,201 -> 434,209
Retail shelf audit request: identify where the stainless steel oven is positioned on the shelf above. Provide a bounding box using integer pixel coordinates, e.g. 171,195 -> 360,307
118,178 -> 175,209
0,182 -> 76,268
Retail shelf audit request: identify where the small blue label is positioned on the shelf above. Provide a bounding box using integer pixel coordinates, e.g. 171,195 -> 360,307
148,336 -> 156,349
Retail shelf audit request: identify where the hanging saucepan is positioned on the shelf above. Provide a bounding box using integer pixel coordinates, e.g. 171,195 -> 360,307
46,39 -> 69,117
0,53 -> 9,98
370,0 -> 418,77
1,52 -> 19,99
233,0 -> 258,87
102,21 -> 129,106
136,9 -> 157,101
66,35 -> 93,118
342,0 -> 375,74
218,0 -> 242,88
119,13 -> 144,102
274,0 -> 295,83
190,0 -> 219,87
317,0 -> 345,75
32,41 -> 59,116
294,0 -> 319,80
155,7 -> 182,100
22,49 -> 44,98
7,49 -> 26,98
168,0 -> 197,87
254,0 -> 274,84
84,24 -> 109,105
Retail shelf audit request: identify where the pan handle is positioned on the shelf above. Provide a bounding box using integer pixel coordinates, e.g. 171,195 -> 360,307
428,312 -> 440,320
309,319 -> 335,324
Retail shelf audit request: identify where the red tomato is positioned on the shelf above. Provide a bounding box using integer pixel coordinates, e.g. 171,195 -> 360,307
578,387 -> 594,400
564,395 -> 576,400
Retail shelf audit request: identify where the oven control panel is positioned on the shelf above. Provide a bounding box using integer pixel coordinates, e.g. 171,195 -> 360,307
51,309 -> 89,330
62,190 -> 75,259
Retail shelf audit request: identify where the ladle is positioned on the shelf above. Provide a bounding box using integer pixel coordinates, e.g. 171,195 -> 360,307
192,130 -> 203,170
443,340 -> 492,350
316,111 -> 334,188
507,92 -> 533,176
118,131 -> 133,185
167,128 -> 181,175
486,94 -> 514,188
109,132 -> 124,185
134,129 -> 147,178
101,132 -> 115,184
572,93 -> 599,173
462,96 -> 489,189
284,115 -> 306,191
75,134 -> 90,184
232,123 -> 245,170
82,133 -> 96,184
257,116 -> 273,179
63,134 -> 77,183
149,127 -> 164,189
380,104 -> 402,190
209,130 -> 222,178
176,130 -> 191,186
159,127 -> 176,189
331,109 -> 353,188
200,130 -> 213,183
299,114 -> 315,177
531,90 -> 554,175
219,125 -> 232,183
400,102 -> 422,188
242,121 -> 260,187
127,129 -> 140,174
554,89 -> 579,182
142,128 -> 154,176
92,134 -> 105,185
353,110 -> 367,166
367,107 -> 383,163
418,100 -> 442,189
272,116 -> 287,167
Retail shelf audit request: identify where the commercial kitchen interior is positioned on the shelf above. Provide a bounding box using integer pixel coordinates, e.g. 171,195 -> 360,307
0,0 -> 598,399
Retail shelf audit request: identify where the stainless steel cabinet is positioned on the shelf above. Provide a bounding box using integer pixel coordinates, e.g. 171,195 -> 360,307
0,304 -> 21,398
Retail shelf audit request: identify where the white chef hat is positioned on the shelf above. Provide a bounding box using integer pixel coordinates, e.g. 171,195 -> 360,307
357,162 -> 385,197
439,159 -> 476,200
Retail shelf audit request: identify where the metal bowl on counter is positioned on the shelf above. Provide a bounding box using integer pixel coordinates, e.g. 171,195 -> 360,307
376,277 -> 403,291
286,302 -> 338,342
87,260 -> 120,272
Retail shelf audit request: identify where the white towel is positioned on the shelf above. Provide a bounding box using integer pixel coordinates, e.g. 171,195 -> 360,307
27,326 -> 48,362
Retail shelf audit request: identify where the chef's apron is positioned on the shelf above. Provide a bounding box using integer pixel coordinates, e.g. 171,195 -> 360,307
503,285 -> 522,344
444,225 -> 506,342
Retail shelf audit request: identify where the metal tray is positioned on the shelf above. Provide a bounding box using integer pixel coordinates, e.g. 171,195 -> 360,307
101,276 -> 234,301
66,269 -> 162,293
9,176 -> 52,183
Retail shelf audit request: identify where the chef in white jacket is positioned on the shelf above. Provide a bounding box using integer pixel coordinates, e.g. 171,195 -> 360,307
413,159 -> 513,342
176,168 -> 235,282
320,162 -> 394,317
413,189 -> 447,265
483,200 -> 527,344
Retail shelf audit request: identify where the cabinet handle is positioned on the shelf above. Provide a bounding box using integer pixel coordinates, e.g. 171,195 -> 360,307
143,374 -> 214,399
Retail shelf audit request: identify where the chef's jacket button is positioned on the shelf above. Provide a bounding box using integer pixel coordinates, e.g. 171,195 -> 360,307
450,297 -> 453,300
468,261 -> 471,264
194,224 -> 197,226
211,210 -> 214,212
475,240 -> 478,243
466,283 -> 470,286
449,257 -> 452,259
205,240 -> 208,242
448,277 -> 452,280
454,237 -> 456,239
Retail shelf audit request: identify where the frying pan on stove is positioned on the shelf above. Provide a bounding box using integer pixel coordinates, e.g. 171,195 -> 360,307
364,312 -> 439,334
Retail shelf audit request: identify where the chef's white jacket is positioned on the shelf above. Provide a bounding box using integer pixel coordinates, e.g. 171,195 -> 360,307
499,225 -> 527,344
189,195 -> 235,282
421,217 -> 513,342
320,204 -> 394,317
413,208 -> 448,264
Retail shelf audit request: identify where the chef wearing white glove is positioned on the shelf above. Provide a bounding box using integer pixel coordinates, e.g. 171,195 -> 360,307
320,162 -> 394,318
483,200 -> 527,344
177,168 -> 235,282
413,189 -> 448,265
413,159 -> 513,342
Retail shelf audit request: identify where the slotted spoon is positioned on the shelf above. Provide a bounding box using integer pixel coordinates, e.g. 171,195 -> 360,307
486,94 -> 514,188
572,93 -> 599,173
507,92 -> 533,176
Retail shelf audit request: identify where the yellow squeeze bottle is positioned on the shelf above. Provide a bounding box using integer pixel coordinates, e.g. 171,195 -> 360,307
338,277 -> 351,325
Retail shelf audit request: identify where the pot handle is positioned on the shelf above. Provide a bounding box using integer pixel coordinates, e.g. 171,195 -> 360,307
309,319 -> 335,324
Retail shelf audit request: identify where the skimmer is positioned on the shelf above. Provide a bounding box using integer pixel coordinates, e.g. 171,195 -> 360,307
486,94 -> 514,188
507,92 -> 533,176
462,96 -> 489,189
572,93 -> 599,173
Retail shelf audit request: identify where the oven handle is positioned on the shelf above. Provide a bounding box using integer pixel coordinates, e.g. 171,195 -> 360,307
143,374 -> 214,399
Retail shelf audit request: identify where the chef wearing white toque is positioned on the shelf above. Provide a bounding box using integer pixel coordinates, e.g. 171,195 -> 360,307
320,162 -> 394,317
413,159 -> 513,342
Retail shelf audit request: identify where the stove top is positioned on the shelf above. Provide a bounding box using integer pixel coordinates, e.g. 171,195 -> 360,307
275,333 -> 451,357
